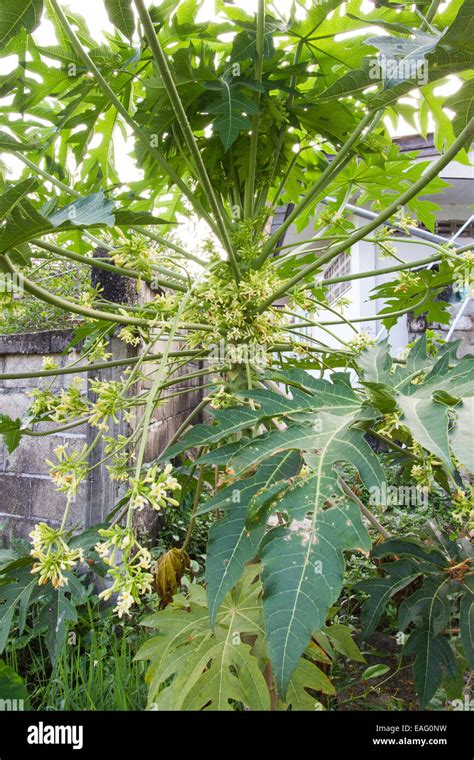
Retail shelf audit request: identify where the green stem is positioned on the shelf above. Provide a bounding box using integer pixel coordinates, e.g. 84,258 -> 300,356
182,464 -> 205,552
424,0 -> 441,26
1,255 -> 210,330
309,298 -> 358,332
369,429 -> 421,462
49,0 -> 215,234
0,346 -> 300,381
131,227 -> 207,266
338,478 -> 391,539
322,253 -> 442,287
134,0 -> 239,279
243,0 -> 265,219
60,494 -> 73,532
258,111 -> 374,263
31,239 -> 187,292
312,289 -> 431,326
24,417 -> 92,436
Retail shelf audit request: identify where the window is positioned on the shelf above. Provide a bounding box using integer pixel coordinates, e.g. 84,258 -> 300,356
323,252 -> 351,303
434,220 -> 474,238
393,220 -> 474,238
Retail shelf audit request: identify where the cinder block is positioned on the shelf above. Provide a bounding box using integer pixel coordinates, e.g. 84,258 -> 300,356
7,437 -> 66,476
0,392 -> 30,418
0,474 -> 31,516
2,355 -> 46,387
30,479 -> 87,526
0,515 -> 39,543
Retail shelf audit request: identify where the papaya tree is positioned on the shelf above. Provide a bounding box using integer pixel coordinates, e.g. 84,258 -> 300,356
0,0 -> 473,708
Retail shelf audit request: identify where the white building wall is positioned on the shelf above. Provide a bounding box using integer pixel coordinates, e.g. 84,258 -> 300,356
284,153 -> 474,357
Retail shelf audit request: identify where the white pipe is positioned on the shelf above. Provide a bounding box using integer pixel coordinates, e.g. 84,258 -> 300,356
446,296 -> 471,341
324,196 -> 464,249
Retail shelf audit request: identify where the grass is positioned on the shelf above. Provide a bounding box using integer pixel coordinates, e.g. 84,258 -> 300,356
5,603 -> 148,711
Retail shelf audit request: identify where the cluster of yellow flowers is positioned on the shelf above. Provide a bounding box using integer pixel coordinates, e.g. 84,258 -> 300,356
377,413 -> 403,437
45,444 -> 89,496
394,270 -> 422,294
89,379 -> 128,431
86,338 -> 112,363
184,262 -> 285,348
410,444 -> 436,490
94,526 -> 153,618
451,487 -> 474,532
348,330 -> 375,354
209,386 -> 241,410
30,523 -> 84,589
118,325 -> 142,346
395,212 -> 418,232
288,288 -> 318,314
112,235 -> 155,278
377,240 -> 398,259
128,463 -> 181,512
28,377 -> 89,423
451,251 -> 474,295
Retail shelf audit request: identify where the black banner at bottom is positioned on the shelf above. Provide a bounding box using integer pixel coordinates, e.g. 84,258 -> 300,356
0,710 -> 472,757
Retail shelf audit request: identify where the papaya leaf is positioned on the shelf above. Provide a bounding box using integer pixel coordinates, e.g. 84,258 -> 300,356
357,559 -> 422,640
320,624 -> 366,663
166,371 -> 361,458
261,499 -> 371,698
398,577 -> 453,636
0,179 -> 170,258
0,131 -> 40,152
371,537 -> 448,568
0,0 -> 43,49
0,661 -> 30,708
362,663 -> 390,680
181,638 -> 270,711
230,24 -> 275,62
445,79 -> 474,138
104,0 -> 135,41
205,451 -> 301,625
397,395 -> 452,468
138,574 -> 270,710
358,339 -> 392,385
450,398 -> 474,473
0,179 -> 39,223
0,414 -> 23,454
0,562 -> 39,652
48,191 -> 115,228
395,574 -> 457,707
283,656 -> 335,710
226,410 -> 384,483
206,80 -> 259,151
404,627 -> 456,707
460,579 -> 474,669
38,580 -> 82,666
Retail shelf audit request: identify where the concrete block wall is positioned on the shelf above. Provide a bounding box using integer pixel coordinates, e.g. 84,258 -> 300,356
408,296 -> 474,358
0,331 -> 87,542
0,330 -> 203,542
